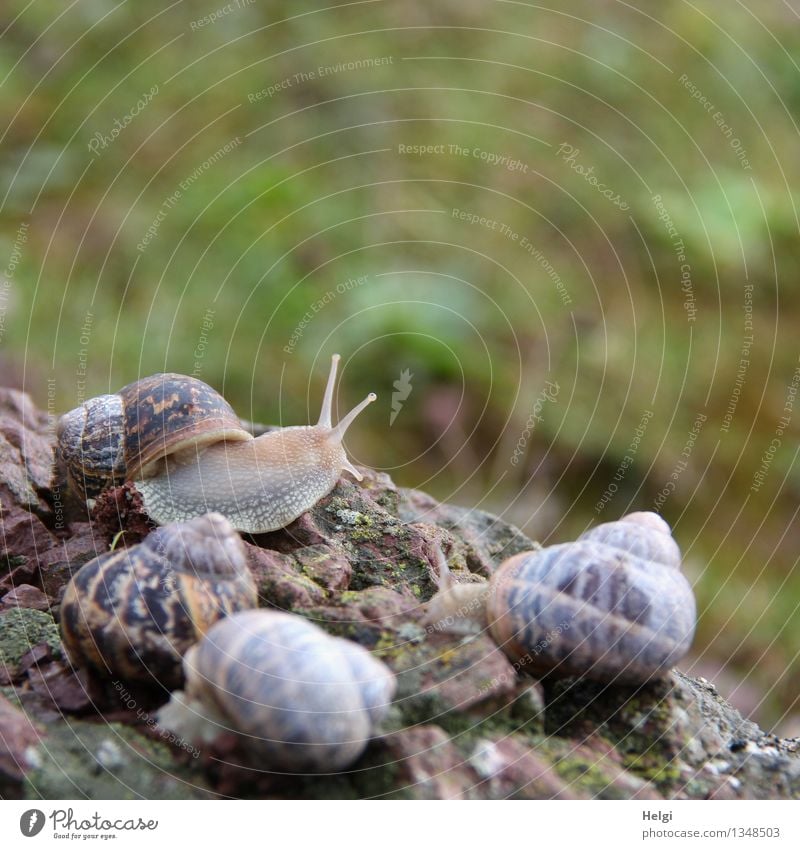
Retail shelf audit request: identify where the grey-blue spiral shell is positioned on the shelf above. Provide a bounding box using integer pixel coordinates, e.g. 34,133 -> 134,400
487,512 -> 696,684
180,609 -> 396,772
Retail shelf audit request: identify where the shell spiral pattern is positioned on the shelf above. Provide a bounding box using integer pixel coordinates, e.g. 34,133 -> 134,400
60,512 -> 257,688
170,609 -> 397,773
487,512 -> 696,684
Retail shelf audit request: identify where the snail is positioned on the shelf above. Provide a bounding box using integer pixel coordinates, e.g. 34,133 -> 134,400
60,512 -> 257,688
56,354 -> 376,533
157,609 -> 397,773
424,512 -> 696,685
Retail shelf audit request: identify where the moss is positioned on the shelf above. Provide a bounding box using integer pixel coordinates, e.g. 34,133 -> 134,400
544,675 -> 686,793
338,590 -> 361,603
0,608 -> 62,669
550,752 -> 628,799
347,742 -> 411,799
1,684 -> 22,707
1,554 -> 27,575
348,526 -> 382,543
622,750 -> 682,786
24,720 -> 212,799
372,488 -> 400,517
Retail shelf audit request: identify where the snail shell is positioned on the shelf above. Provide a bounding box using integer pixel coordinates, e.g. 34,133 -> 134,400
55,355 -> 376,533
159,609 -> 396,772
486,512 -> 696,684
56,373 -> 249,502
60,512 -> 257,688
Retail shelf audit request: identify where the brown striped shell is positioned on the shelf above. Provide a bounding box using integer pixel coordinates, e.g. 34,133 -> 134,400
159,609 -> 396,772
56,373 -> 251,501
485,512 -> 696,685
60,513 -> 257,689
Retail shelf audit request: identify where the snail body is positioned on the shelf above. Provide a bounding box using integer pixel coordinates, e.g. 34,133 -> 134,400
425,512 -> 696,685
56,355 -> 376,533
60,513 -> 257,688
157,609 -> 396,772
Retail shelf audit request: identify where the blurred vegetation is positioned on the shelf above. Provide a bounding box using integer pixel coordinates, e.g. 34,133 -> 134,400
2,0 -> 800,729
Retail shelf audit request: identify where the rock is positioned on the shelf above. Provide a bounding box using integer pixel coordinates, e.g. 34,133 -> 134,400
470,736 -> 583,799
26,662 -> 94,713
0,584 -> 50,612
21,719 -> 212,799
370,726 -> 480,799
0,390 -> 799,799
397,486 -> 537,575
385,631 -> 520,722
0,691 -> 44,796
294,544 -> 352,592
246,544 -> 327,609
0,508 -> 56,589
0,388 -> 56,518
36,523 -> 107,601
0,608 -> 62,679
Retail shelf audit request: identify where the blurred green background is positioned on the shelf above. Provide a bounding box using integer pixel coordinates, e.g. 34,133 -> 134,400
2,0 -> 799,730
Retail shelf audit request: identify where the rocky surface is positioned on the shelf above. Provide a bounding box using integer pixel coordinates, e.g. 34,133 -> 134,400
1,386 -> 799,799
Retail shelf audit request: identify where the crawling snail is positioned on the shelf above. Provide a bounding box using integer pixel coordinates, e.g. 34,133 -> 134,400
60,512 -> 257,688
157,609 -> 396,773
424,512 -> 696,685
56,354 -> 376,533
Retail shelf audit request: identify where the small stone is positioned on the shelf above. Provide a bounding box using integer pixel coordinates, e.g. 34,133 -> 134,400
0,584 -> 49,612
0,387 -> 56,517
37,524 -> 107,600
17,642 -> 56,673
96,739 -> 126,770
26,663 -> 93,713
0,507 -> 55,567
